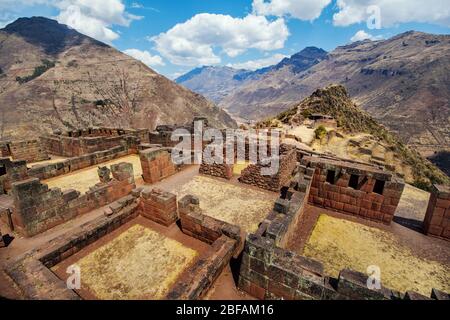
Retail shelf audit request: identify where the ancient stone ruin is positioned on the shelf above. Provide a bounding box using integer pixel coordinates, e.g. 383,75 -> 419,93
423,184 -> 450,240
0,124 -> 448,300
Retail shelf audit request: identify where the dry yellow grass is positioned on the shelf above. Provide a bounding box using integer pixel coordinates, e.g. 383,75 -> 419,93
303,214 -> 450,295
311,131 -> 416,182
286,124 -> 315,145
173,175 -> 275,233
233,161 -> 250,175
74,224 -> 198,300
42,155 -> 142,193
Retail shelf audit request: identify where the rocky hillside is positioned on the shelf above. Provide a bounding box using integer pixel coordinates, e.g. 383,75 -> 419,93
220,32 -> 449,163
267,85 -> 449,189
0,17 -> 236,139
176,47 -> 327,107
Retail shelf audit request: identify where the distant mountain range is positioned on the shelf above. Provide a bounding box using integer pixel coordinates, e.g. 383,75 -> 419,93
176,47 -> 327,105
0,17 -> 236,139
176,32 -> 450,170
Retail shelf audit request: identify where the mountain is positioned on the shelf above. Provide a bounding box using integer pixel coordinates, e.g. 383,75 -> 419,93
270,47 -> 328,74
0,17 -> 236,139
175,66 -> 249,104
175,47 -> 327,106
219,32 -> 450,164
266,84 -> 450,189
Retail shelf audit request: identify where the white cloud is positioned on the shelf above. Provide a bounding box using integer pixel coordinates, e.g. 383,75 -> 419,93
333,0 -> 450,28
227,53 -> 287,70
350,30 -> 383,42
0,0 -> 141,43
130,2 -> 160,12
252,0 -> 332,21
124,49 -> 165,67
55,0 -> 142,43
152,13 -> 289,66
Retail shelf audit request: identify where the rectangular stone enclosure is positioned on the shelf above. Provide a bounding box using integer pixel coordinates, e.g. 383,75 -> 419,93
304,156 -> 405,224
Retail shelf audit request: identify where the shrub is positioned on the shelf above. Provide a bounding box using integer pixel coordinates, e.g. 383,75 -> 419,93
16,59 -> 56,84
301,109 -> 312,119
277,107 -> 297,123
315,125 -> 327,140
412,179 -> 432,192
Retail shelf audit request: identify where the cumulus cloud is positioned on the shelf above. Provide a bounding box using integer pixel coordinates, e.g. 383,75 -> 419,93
152,13 -> 289,66
333,0 -> 450,28
350,30 -> 383,42
55,0 -> 142,43
227,53 -> 287,70
252,0 -> 331,21
0,0 -> 141,43
124,49 -> 165,67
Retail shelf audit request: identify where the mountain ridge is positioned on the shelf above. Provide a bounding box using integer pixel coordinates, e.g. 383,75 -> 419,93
0,17 -> 236,139
175,46 -> 328,105
218,31 -> 449,170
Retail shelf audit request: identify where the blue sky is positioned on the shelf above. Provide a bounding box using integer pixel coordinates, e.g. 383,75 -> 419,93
1,0 -> 449,78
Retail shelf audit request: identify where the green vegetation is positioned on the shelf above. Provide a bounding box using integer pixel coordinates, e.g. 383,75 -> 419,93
300,109 -> 312,119
277,107 -> 298,123
94,99 -> 112,107
314,125 -> 327,140
67,60 -> 78,68
16,59 -> 55,84
267,84 -> 450,190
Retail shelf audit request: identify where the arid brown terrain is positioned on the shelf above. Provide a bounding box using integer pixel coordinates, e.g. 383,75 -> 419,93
263,84 -> 450,189
0,17 -> 236,140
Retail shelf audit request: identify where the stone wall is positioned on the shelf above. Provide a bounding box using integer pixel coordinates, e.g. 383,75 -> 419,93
139,147 -> 176,184
28,145 -> 130,180
304,156 -> 404,224
178,195 -> 242,252
0,158 -> 29,193
264,169 -> 312,248
4,195 -> 140,299
149,130 -> 178,147
10,162 -> 135,237
139,188 -> 178,226
40,127 -> 142,157
239,144 -> 297,192
199,162 -> 233,180
0,140 -> 49,163
423,184 -> 450,240
168,234 -> 237,300
238,166 -> 448,300
239,231 -> 447,300
3,189 -> 238,300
